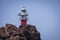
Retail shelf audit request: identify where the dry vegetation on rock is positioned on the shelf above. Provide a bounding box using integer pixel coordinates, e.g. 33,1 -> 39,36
0,24 -> 41,40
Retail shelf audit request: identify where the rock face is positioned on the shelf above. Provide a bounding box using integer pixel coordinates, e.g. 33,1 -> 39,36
0,24 -> 41,40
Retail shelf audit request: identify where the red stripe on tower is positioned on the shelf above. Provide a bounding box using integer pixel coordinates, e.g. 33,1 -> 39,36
21,20 -> 27,25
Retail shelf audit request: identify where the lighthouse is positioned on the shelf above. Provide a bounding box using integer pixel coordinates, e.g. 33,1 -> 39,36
18,6 -> 28,25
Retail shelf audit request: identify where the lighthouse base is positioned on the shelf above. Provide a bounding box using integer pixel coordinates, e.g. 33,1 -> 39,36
21,20 -> 27,25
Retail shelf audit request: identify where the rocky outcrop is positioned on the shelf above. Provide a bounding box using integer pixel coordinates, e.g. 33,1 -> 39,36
0,24 -> 41,40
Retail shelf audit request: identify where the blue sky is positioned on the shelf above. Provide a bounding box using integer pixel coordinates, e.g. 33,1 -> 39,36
0,0 -> 60,40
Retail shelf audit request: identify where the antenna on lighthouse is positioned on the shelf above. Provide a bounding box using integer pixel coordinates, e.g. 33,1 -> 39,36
18,6 -> 28,25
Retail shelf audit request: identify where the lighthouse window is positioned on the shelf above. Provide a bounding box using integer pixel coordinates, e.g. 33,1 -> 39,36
22,16 -> 26,18
22,16 -> 24,18
22,10 -> 26,12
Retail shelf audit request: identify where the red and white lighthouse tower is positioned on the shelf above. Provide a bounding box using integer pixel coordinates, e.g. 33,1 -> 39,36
18,6 -> 28,25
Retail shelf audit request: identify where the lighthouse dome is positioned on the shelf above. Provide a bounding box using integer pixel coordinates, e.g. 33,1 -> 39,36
21,6 -> 26,11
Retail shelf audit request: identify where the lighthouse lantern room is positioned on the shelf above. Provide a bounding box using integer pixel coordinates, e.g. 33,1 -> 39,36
18,6 -> 28,25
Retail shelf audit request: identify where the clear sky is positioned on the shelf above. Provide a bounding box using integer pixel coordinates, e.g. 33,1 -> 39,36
0,0 -> 60,40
